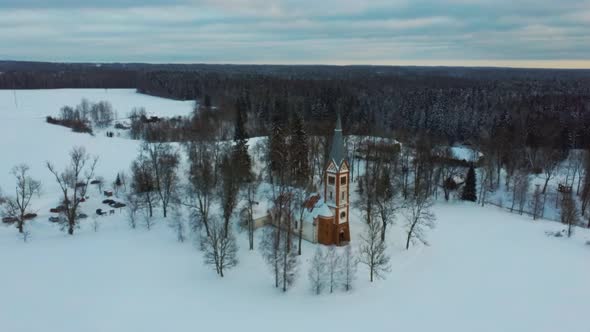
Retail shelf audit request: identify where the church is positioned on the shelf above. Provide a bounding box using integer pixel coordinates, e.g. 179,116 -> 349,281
303,114 -> 351,246
240,114 -> 351,246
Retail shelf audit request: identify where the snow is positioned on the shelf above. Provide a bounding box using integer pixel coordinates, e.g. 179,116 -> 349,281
0,89 -> 193,192
1,202 -> 588,332
1,89 -> 589,332
451,146 -> 482,162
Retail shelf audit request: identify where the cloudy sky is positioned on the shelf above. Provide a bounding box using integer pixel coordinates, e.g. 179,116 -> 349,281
1,0 -> 590,68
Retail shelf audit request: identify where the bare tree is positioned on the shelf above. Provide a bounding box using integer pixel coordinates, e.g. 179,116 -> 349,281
294,188 -> 307,255
242,172 -> 261,250
3,164 -> 41,233
404,194 -> 436,250
374,171 -> 399,242
126,193 -> 141,229
201,217 -> 238,277
560,193 -> 579,238
340,245 -> 357,291
143,209 -> 155,230
118,171 -> 128,193
186,147 -> 217,237
260,224 -> 298,291
510,170 -> 529,215
359,220 -> 391,282
539,148 -> 563,194
308,247 -> 326,295
46,147 -> 97,235
280,234 -> 298,292
260,226 -> 281,288
355,174 -> 376,226
21,226 -> 31,243
92,215 -> 100,232
170,204 -> 186,242
530,184 -> 544,220
130,152 -> 158,218
326,245 -> 342,293
94,176 -> 105,194
144,142 -> 179,218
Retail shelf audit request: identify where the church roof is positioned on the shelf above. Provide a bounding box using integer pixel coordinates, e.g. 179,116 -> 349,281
329,113 -> 345,168
302,194 -> 333,223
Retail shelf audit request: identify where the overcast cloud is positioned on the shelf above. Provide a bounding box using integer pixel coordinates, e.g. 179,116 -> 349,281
1,0 -> 589,67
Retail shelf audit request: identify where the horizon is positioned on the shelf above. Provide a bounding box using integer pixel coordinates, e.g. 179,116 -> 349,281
3,59 -> 590,70
1,1 -> 589,69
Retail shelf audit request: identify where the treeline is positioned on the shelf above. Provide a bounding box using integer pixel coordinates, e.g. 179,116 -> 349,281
3,61 -> 590,149
135,70 -> 590,150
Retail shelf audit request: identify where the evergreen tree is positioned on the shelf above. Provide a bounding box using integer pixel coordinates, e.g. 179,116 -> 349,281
203,94 -> 211,109
269,116 -> 287,183
115,173 -> 122,187
461,165 -> 477,202
288,113 -> 310,186
233,96 -> 252,183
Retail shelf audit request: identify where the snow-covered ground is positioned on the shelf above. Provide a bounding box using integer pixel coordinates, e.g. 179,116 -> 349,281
0,89 -> 193,191
1,89 -> 589,332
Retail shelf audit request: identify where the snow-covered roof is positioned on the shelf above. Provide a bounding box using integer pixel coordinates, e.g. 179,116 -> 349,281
251,199 -> 271,220
450,146 -> 483,163
301,194 -> 333,223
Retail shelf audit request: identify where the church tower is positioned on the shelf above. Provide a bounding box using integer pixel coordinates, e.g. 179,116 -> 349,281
322,113 -> 351,245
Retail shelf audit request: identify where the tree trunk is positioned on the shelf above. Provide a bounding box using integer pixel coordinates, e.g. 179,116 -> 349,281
406,221 -> 416,250
204,219 -> 211,237
224,217 -> 230,239
248,214 -> 254,250
369,262 -> 374,283
542,176 -> 551,194
148,198 -> 153,217
298,222 -> 303,255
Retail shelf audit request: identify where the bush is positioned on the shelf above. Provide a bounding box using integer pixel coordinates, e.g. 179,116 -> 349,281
46,113 -> 92,134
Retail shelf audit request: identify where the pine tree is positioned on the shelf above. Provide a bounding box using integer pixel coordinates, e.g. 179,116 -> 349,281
233,97 -> 252,183
461,165 -> 477,202
288,113 -> 310,186
269,116 -> 287,183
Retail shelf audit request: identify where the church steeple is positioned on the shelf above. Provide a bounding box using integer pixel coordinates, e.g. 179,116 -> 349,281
322,112 -> 351,246
329,113 -> 345,168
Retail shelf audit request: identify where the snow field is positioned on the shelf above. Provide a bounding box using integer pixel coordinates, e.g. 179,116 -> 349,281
0,89 -> 589,332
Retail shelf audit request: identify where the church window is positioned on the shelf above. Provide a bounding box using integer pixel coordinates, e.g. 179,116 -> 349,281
340,211 -> 346,219
341,191 -> 346,200
341,176 -> 347,185
329,191 -> 333,200
328,176 -> 335,185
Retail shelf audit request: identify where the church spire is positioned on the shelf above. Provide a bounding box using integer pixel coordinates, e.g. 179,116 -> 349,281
329,113 -> 345,167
